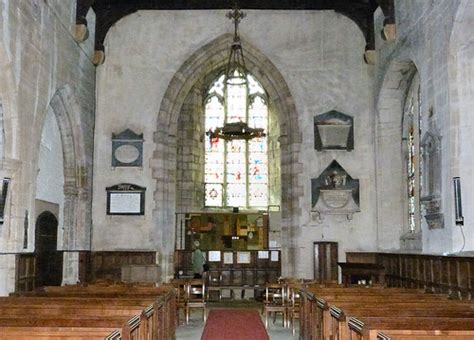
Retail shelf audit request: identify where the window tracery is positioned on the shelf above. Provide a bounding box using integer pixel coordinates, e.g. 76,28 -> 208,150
204,73 -> 268,208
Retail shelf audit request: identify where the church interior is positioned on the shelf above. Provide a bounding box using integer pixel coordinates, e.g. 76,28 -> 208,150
0,0 -> 473,339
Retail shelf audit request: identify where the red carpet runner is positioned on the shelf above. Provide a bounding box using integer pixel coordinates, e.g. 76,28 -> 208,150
201,309 -> 269,340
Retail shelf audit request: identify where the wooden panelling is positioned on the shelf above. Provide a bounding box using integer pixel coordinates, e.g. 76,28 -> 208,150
90,251 -> 156,282
314,242 -> 338,282
174,250 -> 281,288
15,254 -> 35,292
346,252 -> 474,300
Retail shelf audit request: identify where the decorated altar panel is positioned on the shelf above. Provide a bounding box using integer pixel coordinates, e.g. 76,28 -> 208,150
182,212 -> 268,251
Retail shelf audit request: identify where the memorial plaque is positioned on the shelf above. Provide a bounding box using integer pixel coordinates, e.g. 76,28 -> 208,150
106,183 -> 145,215
112,129 -> 144,167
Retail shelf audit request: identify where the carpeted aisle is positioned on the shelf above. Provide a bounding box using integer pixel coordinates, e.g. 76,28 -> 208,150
201,309 -> 270,340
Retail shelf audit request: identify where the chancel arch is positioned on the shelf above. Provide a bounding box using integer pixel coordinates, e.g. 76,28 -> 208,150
153,33 -> 302,280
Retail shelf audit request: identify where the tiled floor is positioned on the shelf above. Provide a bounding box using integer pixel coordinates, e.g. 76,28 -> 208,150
176,301 -> 299,340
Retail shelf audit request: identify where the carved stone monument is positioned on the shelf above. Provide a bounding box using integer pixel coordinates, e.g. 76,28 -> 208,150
420,131 -> 443,229
311,160 -> 360,221
314,110 -> 354,151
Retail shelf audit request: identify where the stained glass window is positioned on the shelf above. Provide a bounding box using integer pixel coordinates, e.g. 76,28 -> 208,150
404,76 -> 421,232
204,73 -> 268,208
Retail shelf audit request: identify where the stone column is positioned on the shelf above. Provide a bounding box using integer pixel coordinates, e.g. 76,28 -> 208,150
0,159 -> 23,295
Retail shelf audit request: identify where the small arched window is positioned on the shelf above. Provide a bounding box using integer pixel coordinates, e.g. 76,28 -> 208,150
204,73 -> 268,208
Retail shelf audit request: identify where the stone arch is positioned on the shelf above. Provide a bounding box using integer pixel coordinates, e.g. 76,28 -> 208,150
153,33 -> 302,279
448,0 -> 474,251
375,60 -> 418,250
0,44 -> 18,161
31,85 -> 89,253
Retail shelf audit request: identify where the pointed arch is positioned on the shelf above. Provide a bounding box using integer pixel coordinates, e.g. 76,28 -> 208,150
152,33 -> 302,279
375,60 -> 418,250
0,42 -> 18,161
46,85 -> 89,251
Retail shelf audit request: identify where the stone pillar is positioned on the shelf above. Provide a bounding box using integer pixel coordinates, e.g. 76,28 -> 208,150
278,130 -> 304,278
62,251 -> 80,285
0,254 -> 16,296
0,159 -> 23,252
152,129 -> 178,282
62,182 -> 78,250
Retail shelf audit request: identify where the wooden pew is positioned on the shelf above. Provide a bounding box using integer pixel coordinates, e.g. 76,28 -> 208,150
299,285 -> 474,340
348,316 -> 474,340
0,283 -> 176,340
0,327 -> 119,340
329,302 -> 474,339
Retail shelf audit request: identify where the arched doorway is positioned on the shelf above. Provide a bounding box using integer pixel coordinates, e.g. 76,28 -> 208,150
35,211 -> 62,287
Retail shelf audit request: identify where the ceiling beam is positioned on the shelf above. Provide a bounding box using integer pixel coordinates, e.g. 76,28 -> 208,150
76,0 -> 383,64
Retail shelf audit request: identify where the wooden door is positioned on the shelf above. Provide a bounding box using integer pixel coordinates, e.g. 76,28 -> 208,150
313,242 -> 338,283
35,211 -> 62,287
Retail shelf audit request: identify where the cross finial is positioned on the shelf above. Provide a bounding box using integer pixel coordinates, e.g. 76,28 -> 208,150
226,6 -> 246,40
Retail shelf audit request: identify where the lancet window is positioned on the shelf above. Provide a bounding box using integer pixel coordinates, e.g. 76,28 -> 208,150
404,75 -> 422,232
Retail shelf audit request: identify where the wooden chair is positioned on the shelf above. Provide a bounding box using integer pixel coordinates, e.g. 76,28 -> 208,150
263,282 -> 287,329
185,279 -> 207,324
286,284 -> 301,335
171,278 -> 188,325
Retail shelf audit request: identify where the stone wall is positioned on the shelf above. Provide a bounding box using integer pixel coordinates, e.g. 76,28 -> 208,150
0,1 -> 96,294
94,10 -> 375,279
374,0 -> 474,254
176,88 -> 204,213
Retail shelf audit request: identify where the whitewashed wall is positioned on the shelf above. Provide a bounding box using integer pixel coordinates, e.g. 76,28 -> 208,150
94,10 -> 375,278
374,0 -> 474,254
0,1 -> 96,295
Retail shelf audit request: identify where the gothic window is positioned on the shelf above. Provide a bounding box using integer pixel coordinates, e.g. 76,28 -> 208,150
204,73 -> 268,208
403,75 -> 422,232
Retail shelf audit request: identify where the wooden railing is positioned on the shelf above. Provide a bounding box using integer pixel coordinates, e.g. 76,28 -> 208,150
346,252 -> 474,300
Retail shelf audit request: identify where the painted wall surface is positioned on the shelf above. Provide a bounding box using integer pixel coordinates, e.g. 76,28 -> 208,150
0,1 -> 96,294
93,10 -> 376,278
374,0 -> 473,254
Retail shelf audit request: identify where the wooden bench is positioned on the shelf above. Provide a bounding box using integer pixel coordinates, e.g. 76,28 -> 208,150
299,285 -> 474,340
0,283 -> 176,339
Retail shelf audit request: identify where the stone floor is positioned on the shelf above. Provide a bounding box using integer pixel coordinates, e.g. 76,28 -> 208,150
176,300 -> 299,340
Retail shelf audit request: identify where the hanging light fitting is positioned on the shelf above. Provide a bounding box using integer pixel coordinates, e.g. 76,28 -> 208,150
225,7 -> 247,86
206,7 -> 266,141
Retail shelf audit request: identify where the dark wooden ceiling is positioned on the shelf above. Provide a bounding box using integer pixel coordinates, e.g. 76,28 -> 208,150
76,0 -> 394,52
